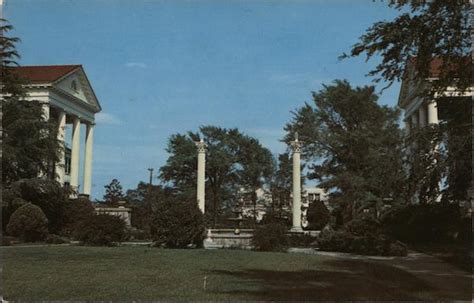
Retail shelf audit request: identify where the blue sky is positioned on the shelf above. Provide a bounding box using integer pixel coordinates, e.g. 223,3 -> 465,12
5,0 -> 402,199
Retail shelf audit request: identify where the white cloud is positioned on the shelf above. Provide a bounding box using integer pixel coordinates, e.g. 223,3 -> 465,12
95,113 -> 122,125
125,62 -> 147,69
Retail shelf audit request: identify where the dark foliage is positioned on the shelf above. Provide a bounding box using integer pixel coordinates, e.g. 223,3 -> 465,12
5,178 -> 70,233
252,222 -> 289,252
150,198 -> 206,248
45,234 -> 70,244
75,214 -> 126,246
284,80 -> 405,217
318,216 -> 407,256
306,199 -> 330,230
6,203 -> 48,242
1,19 -> 62,186
61,197 -> 95,237
103,179 -> 125,206
381,203 -> 464,244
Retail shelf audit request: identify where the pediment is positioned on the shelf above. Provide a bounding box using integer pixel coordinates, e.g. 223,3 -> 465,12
53,67 -> 102,113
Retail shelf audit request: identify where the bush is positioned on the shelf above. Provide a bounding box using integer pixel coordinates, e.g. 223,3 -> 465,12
75,214 -> 126,246
382,203 -> 463,243
307,199 -> 330,230
45,234 -> 70,244
150,199 -> 205,248
61,197 -> 95,237
252,222 -> 289,252
6,203 -> 48,242
8,178 -> 70,233
317,228 -> 407,256
345,215 -> 383,237
2,197 -> 27,232
287,233 -> 317,248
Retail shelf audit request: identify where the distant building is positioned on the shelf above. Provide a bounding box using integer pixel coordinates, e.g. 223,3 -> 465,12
241,186 -> 329,223
9,65 -> 102,196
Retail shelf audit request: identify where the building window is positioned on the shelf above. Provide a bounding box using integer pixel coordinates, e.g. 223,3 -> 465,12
71,80 -> 78,92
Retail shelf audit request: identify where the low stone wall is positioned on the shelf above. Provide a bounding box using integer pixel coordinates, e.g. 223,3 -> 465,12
95,206 -> 132,227
204,229 -> 320,249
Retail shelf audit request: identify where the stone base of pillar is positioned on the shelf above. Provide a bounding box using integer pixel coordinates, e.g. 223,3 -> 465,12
290,226 -> 304,233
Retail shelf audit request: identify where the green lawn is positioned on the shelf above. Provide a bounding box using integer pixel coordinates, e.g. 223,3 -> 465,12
2,246 -> 470,301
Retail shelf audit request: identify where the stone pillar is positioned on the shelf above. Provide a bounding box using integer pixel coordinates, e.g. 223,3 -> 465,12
56,111 -> 67,184
41,103 -> 50,121
70,117 -> 81,194
427,100 -> 439,124
404,119 -> 411,136
290,134 -> 303,232
83,123 -> 94,196
410,113 -> 418,129
196,139 -> 207,213
418,103 -> 427,128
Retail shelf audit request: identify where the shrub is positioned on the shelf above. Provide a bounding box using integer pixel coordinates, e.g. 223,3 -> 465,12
45,234 -> 70,244
2,197 -> 27,232
6,203 -> 48,242
9,178 -> 70,233
75,214 -> 126,246
252,222 -> 289,252
61,197 -> 95,237
287,233 -> 317,248
150,199 -> 205,248
307,199 -> 330,230
317,228 -> 407,256
382,203 -> 463,243
345,215 -> 383,237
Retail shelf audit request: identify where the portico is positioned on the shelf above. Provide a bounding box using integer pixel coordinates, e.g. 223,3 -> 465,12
11,65 -> 102,196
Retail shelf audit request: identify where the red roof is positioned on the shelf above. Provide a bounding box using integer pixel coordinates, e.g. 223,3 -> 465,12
7,65 -> 81,84
408,57 -> 469,78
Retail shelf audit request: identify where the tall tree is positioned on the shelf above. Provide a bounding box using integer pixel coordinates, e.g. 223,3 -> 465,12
103,179 -> 125,206
284,80 -> 405,220
159,125 -> 274,227
341,0 -> 471,94
1,19 -> 62,185
342,0 -> 472,203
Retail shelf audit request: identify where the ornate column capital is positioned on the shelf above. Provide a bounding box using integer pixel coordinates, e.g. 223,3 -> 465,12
195,139 -> 207,153
290,132 -> 303,153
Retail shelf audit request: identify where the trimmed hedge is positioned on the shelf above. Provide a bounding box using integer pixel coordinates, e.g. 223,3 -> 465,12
150,199 -> 206,248
317,216 -> 407,256
6,203 -> 48,242
252,222 -> 289,252
75,214 -> 126,246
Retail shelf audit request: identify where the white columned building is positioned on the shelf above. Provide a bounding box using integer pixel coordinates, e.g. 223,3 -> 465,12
11,65 -> 102,197
398,58 -> 473,204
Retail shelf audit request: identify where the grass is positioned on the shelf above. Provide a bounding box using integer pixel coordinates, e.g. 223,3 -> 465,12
2,246 -> 471,301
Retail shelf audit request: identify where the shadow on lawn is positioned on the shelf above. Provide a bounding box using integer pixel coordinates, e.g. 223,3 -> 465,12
208,258 -> 470,301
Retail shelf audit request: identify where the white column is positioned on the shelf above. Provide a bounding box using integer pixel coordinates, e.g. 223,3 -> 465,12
70,117 -> 81,193
410,113 -> 418,129
427,100 -> 439,124
404,119 -> 411,136
290,134 -> 303,232
418,103 -> 427,128
41,103 -> 50,121
56,111 -> 67,184
83,123 -> 94,196
196,139 -> 207,213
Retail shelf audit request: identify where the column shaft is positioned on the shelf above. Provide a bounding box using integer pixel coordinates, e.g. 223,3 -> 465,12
70,117 -> 81,193
427,100 -> 439,124
418,103 -> 427,128
83,124 -> 94,196
197,150 -> 206,213
291,142 -> 302,231
56,111 -> 67,184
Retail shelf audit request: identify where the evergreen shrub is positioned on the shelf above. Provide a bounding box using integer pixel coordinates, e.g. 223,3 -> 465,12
6,203 -> 48,242
150,199 -> 206,248
75,214 -> 126,246
252,222 -> 289,252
